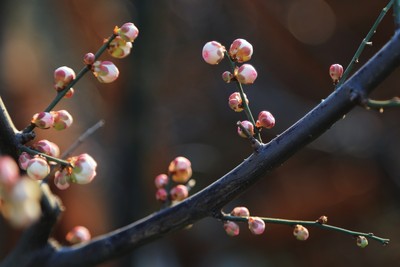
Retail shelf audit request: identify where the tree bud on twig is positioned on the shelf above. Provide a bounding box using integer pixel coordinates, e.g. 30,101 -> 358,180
229,38 -> 253,63
202,41 -> 225,65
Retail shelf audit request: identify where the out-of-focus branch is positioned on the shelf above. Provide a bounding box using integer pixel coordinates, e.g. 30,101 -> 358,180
0,96 -> 21,159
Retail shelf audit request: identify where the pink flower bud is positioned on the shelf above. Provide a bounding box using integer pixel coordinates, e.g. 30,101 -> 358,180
248,216 -> 265,235
108,36 -> 133,59
155,188 -> 168,202
236,64 -> 257,84
293,224 -> 309,241
92,61 -> 119,83
0,156 -> 19,190
168,156 -> 192,183
154,174 -> 169,188
31,112 -> 54,129
116,22 -> 139,42
229,38 -> 253,63
51,110 -> 73,130
356,236 -> 368,248
329,63 -> 343,84
83,53 -> 95,65
66,226 -> 91,244
64,88 -> 75,98
54,66 -> 76,91
170,184 -> 189,201
54,169 -> 71,190
18,152 -> 32,170
26,157 -> 50,180
231,206 -> 250,217
69,153 -> 97,184
202,41 -> 225,65
256,111 -> 275,129
224,221 -> 240,236
228,92 -> 248,112
237,120 -> 254,138
222,71 -> 233,83
32,139 -> 60,158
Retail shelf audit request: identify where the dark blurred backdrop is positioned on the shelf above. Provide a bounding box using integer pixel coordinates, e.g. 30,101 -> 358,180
1,1 -> 400,267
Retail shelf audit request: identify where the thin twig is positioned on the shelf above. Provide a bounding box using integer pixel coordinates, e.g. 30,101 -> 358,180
394,0 -> 400,29
364,97 -> 400,111
19,145 -> 72,167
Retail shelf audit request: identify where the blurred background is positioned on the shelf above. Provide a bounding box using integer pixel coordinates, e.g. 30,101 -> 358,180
1,0 -> 400,266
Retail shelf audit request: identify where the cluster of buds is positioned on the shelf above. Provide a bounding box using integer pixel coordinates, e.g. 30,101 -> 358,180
31,110 -> 73,131
0,156 -> 41,228
66,225 -> 91,244
223,206 -> 266,236
154,156 -> 194,204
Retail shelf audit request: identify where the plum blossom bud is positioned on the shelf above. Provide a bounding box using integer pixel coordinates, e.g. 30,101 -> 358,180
231,206 -> 250,217
0,156 -> 19,190
293,225 -> 309,241
69,153 -> 97,184
229,38 -> 253,63
168,156 -> 192,184
228,92 -> 248,112
54,66 -> 76,91
32,139 -> 60,158
202,41 -> 225,65
256,111 -> 275,129
329,63 -> 343,84
222,71 -> 233,83
18,152 -> 32,170
54,169 -> 71,190
64,88 -> 75,98
66,226 -> 91,244
92,61 -> 119,83
83,53 -> 95,65
116,22 -> 139,42
236,64 -> 257,84
154,174 -> 169,188
26,157 -> 50,180
108,36 -> 133,59
248,216 -> 265,235
356,236 -> 368,248
31,112 -> 54,129
51,110 -> 73,130
155,188 -> 168,202
170,184 -> 189,201
237,120 -> 254,138
224,221 -> 240,236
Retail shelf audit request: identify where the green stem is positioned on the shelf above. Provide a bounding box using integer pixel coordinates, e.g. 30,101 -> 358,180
19,145 -> 72,167
22,34 -> 117,134
336,0 -> 394,88
222,215 -> 390,245
365,97 -> 400,110
225,51 -> 262,142
395,0 -> 400,28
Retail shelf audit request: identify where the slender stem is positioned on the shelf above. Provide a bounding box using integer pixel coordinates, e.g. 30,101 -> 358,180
336,0 -> 394,88
22,34 -> 117,134
222,215 -> 390,245
395,0 -> 400,29
365,97 -> 400,110
19,145 -> 72,167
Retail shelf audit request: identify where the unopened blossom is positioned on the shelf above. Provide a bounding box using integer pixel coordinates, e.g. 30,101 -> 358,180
92,61 -> 119,83
170,184 -> 189,201
228,92 -> 248,112
54,66 -> 76,91
83,53 -> 95,65
222,71 -> 233,83
0,156 -> 19,190
248,216 -> 265,235
66,226 -> 91,244
64,88 -> 75,98
116,22 -> 139,42
356,236 -> 368,248
202,41 -> 225,65
31,112 -> 54,129
168,156 -> 192,183
32,139 -> 60,158
236,64 -> 257,84
154,174 -> 169,188
54,169 -> 71,190
293,224 -> 309,241
108,36 -> 133,59
229,38 -> 253,63
237,120 -> 254,138
51,110 -> 73,130
329,63 -> 343,84
26,157 -> 50,180
231,206 -> 250,217
69,154 -> 97,184
18,152 -> 32,170
224,221 -> 240,236
155,188 -> 168,202
256,111 -> 275,129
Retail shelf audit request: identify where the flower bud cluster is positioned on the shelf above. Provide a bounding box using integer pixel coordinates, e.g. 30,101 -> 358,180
31,110 -> 73,131
223,206 -> 266,236
154,156 -> 194,204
